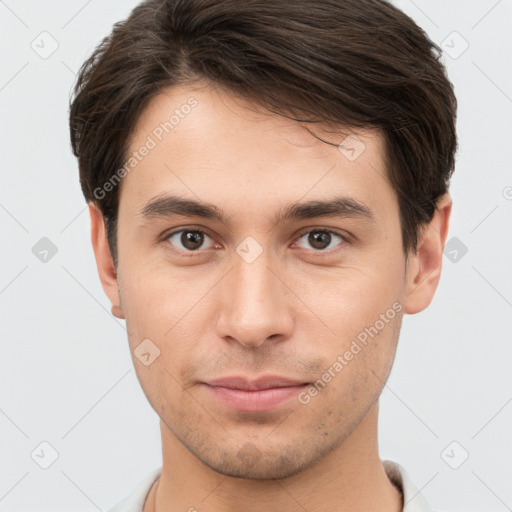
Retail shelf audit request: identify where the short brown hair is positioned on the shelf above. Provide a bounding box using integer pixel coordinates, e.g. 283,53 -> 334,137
69,0 -> 457,267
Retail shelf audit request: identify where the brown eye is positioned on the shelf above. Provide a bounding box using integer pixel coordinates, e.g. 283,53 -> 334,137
295,229 -> 344,251
167,229 -> 215,251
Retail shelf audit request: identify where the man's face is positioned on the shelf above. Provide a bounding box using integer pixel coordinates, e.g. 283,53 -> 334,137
112,83 -> 410,479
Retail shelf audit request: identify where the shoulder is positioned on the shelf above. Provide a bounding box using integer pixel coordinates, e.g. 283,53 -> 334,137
383,459 -> 435,512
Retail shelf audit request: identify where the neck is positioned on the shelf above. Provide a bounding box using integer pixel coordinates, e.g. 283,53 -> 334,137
145,401 -> 402,512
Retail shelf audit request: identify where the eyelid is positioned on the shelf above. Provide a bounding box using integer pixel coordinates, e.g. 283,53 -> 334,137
295,226 -> 348,239
161,225 -> 351,254
162,227 -> 219,254
292,227 -> 348,252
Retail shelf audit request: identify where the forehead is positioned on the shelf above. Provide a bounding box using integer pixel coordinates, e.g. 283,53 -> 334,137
119,82 -> 395,223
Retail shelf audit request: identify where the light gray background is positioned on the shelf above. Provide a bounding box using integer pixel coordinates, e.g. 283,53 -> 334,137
1,0 -> 511,510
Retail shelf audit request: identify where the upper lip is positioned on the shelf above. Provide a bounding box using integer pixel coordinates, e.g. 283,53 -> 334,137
204,375 -> 308,391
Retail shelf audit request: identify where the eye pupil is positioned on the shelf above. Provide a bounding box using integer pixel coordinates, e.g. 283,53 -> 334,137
181,230 -> 204,250
309,231 -> 331,250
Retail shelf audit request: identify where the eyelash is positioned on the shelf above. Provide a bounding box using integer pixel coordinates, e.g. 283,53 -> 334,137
162,227 -> 348,256
294,227 -> 347,252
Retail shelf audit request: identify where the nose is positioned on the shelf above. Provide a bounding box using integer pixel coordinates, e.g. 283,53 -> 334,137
215,250 -> 295,348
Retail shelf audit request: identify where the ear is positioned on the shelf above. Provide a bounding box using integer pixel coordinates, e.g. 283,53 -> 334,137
89,203 -> 125,319
403,193 -> 452,315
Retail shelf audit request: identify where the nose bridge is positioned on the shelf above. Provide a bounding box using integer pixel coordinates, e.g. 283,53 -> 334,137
216,246 -> 293,346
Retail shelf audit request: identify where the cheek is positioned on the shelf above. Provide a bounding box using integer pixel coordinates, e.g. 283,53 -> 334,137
291,260 -> 405,395
295,261 -> 404,342
298,306 -> 403,425
117,261 -> 218,397
118,255 -> 209,334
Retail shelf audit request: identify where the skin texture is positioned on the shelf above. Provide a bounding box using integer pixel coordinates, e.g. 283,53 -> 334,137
89,82 -> 452,512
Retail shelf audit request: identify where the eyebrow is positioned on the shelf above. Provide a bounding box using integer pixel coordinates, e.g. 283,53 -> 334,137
138,194 -> 375,226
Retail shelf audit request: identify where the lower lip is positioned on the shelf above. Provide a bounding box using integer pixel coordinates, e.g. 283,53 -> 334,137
203,384 -> 308,412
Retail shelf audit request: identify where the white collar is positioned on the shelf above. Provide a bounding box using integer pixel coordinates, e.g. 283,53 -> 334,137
108,459 -> 434,512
